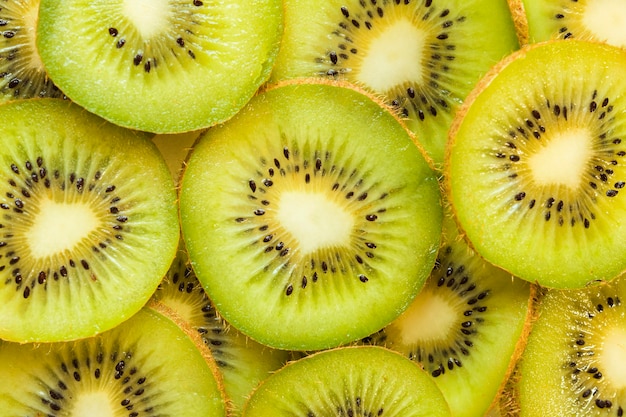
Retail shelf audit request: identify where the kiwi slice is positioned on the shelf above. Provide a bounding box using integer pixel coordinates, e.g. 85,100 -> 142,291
269,0 -> 520,164
0,306 -> 227,416
151,245 -> 292,415
445,40 -> 626,289
361,207 -> 533,417
510,0 -> 626,48
0,98 -> 179,343
516,275 -> 626,416
36,0 -> 283,133
179,79 -> 443,351
0,0 -> 65,101
242,345 -> 451,416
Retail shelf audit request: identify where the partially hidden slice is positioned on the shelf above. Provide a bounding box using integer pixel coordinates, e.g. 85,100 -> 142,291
179,79 -> 443,351
516,275 -> 626,416
0,98 -> 179,342
0,0 -> 65,102
361,205 -> 534,417
510,0 -> 626,48
445,40 -> 626,289
36,0 -> 283,133
151,244 -> 292,416
0,306 -> 227,416
242,346 -> 451,416
270,0 -> 520,164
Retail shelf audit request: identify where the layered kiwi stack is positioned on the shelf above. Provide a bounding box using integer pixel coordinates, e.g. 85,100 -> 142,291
2,1 -> 626,416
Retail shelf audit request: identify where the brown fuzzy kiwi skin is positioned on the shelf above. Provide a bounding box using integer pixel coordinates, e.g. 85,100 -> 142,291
506,0 -> 530,47
148,299 -> 230,413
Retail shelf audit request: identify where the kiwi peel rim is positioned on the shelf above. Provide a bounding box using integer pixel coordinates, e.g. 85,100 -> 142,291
506,0 -> 530,47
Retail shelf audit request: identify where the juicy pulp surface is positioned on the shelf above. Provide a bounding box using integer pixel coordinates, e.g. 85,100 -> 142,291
518,275 -> 626,416
36,0 -> 283,133
521,0 -> 626,47
0,307 -> 226,416
270,0 -> 520,164
0,98 -> 179,343
179,81 -> 442,351
242,346 -> 451,416
446,40 -> 626,288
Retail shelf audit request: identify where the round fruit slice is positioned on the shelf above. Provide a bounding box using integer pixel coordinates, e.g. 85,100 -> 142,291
270,0 -> 520,164
510,0 -> 626,48
362,207 -> 533,417
0,98 -> 179,342
242,346 -> 451,416
0,0 -> 65,102
0,307 -> 227,416
151,244 -> 292,416
36,0 -> 283,133
179,79 -> 443,351
445,40 -> 626,289
517,276 -> 626,416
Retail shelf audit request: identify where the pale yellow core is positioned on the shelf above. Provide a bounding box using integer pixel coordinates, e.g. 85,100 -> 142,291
28,198 -> 100,258
356,18 -> 426,92
583,0 -> 626,48
389,291 -> 456,345
22,0 -> 44,70
122,0 -> 170,39
71,391 -> 115,417
277,191 -> 354,255
600,327 -> 626,389
528,128 -> 592,190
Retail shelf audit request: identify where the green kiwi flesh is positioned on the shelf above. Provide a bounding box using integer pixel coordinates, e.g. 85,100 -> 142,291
515,0 -> 626,48
0,306 -> 227,416
0,0 -> 65,101
0,98 -> 179,343
179,80 -> 443,351
36,0 -> 283,133
361,207 -> 533,417
446,40 -> 626,289
270,0 -> 520,164
517,275 -> 626,416
152,244 -> 292,416
242,345 -> 451,416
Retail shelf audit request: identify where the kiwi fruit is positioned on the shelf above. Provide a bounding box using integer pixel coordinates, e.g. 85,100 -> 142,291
0,98 -> 179,343
151,244 -> 293,415
242,345 -> 451,416
152,129 -> 204,183
35,0 -> 284,133
179,79 -> 443,351
360,205 -> 534,417
269,0 -> 520,164
0,305 -> 227,416
510,0 -> 626,48
445,39 -> 626,289
0,0 -> 65,101
515,275 -> 626,416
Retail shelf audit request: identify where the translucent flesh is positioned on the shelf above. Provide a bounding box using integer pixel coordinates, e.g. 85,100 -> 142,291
179,81 -> 442,351
446,40 -> 626,288
0,98 -> 179,343
0,308 -> 226,416
36,0 -> 283,133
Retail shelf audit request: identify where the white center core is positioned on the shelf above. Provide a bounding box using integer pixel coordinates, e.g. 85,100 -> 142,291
277,191 -> 354,255
583,0 -> 626,47
600,327 -> 626,389
356,18 -> 426,92
122,0 -> 170,39
71,391 -> 115,417
28,199 -> 100,258
528,128 -> 592,190
392,291 -> 456,345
